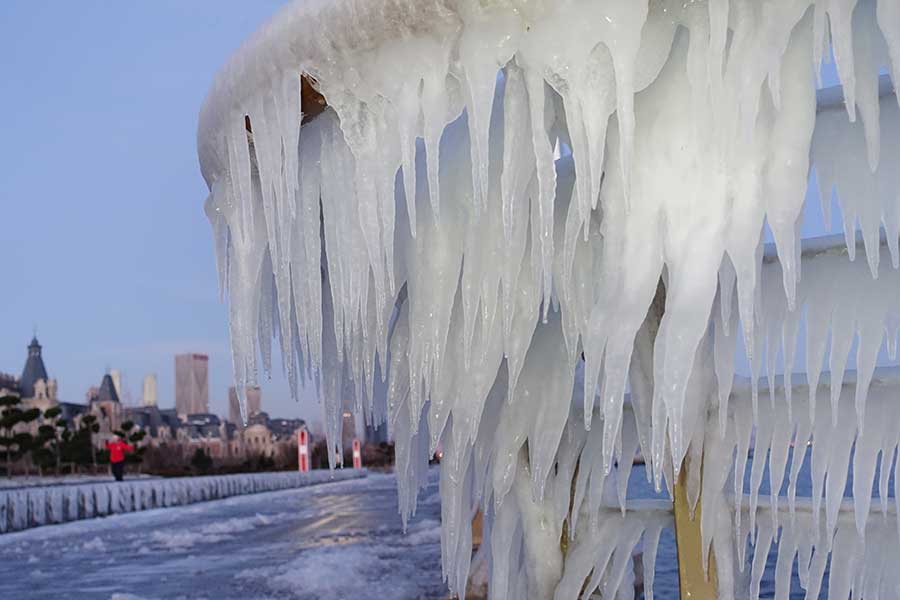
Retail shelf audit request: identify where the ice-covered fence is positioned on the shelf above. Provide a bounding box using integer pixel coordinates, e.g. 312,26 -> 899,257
0,474 -> 159,490
0,469 -> 364,534
195,0 -> 900,596
696,368 -> 900,599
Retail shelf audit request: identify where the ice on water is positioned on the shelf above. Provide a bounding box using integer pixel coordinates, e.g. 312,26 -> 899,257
198,0 -> 900,597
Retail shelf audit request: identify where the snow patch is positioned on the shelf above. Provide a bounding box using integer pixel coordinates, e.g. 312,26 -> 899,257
244,544 -> 433,600
82,536 -> 106,551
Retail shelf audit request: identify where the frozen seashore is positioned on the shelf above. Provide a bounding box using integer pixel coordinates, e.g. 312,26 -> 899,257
0,467 -> 851,599
0,472 -> 445,600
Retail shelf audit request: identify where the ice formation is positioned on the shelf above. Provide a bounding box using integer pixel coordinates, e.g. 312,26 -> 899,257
198,0 -> 900,597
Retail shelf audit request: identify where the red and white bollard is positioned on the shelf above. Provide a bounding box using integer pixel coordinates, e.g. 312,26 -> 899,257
352,438 -> 362,469
298,429 -> 309,473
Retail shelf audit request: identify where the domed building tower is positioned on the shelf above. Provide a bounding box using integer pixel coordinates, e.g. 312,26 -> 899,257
89,373 -> 123,440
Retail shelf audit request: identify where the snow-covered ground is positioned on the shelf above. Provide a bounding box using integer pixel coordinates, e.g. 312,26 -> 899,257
0,471 -> 445,600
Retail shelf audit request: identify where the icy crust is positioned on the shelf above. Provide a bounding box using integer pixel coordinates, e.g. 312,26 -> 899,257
700,375 -> 900,600
198,0 -> 900,597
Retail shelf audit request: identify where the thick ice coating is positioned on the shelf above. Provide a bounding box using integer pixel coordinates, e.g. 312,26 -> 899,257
701,370 -> 900,600
198,0 -> 900,597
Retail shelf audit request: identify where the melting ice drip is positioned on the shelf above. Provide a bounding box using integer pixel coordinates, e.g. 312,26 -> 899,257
198,0 -> 900,598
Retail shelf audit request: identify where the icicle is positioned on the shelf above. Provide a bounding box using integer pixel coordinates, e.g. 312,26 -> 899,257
516,316 -> 577,504
500,63 -> 535,243
764,10 -> 816,310
878,0 -> 900,105
821,0 -> 862,124
456,8 -> 522,213
522,71 -> 557,322
714,288 -> 737,436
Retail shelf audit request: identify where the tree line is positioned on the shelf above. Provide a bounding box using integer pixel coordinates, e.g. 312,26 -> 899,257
0,393 -> 145,477
2,393 -> 398,479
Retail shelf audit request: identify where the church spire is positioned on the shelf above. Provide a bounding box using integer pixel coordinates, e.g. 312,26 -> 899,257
21,335 -> 49,399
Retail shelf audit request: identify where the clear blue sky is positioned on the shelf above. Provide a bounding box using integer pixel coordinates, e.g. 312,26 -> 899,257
0,1 -> 323,423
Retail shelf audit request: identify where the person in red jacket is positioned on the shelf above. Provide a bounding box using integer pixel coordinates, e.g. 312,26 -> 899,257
106,435 -> 134,482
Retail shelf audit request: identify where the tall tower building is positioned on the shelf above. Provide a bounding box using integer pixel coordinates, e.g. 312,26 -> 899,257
228,385 -> 262,425
174,353 -> 209,418
20,336 -> 50,399
142,374 -> 158,407
89,373 -> 123,433
109,369 -> 122,399
19,336 -> 58,410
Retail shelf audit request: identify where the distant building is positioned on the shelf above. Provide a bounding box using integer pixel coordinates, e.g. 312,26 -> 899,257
19,336 -> 58,411
241,411 -> 306,459
268,416 -> 306,440
88,373 -> 123,436
109,369 -> 122,400
0,372 -> 20,398
124,405 -> 180,442
228,385 -> 261,425
58,401 -> 89,426
3,337 -> 313,468
175,353 -> 209,418
184,413 -> 222,438
142,374 -> 158,407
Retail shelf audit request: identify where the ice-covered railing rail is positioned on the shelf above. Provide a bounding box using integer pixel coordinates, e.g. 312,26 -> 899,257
698,232 -> 900,598
749,367 -> 900,536
715,234 -> 900,436
732,497 -> 900,600
554,500 -> 672,600
707,493 -> 900,599
813,74 -> 900,277
700,368 -> 900,599
466,394 -> 675,600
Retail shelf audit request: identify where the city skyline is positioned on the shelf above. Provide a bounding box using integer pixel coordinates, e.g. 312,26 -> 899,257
1,334 -> 320,432
0,1 -> 321,423
1,334 -> 310,421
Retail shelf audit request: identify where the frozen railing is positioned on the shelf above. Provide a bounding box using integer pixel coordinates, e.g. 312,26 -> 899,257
689,235 -> 900,600
196,0 -> 900,597
0,469 -> 364,534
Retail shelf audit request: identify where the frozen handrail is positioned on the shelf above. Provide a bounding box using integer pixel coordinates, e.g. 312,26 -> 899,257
197,1 -> 900,597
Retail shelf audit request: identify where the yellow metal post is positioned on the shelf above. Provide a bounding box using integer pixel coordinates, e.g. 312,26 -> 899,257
673,459 -> 718,599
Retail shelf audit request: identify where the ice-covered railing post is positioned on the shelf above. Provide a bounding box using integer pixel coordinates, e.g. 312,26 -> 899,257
634,280 -> 721,598
197,0 -> 900,597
